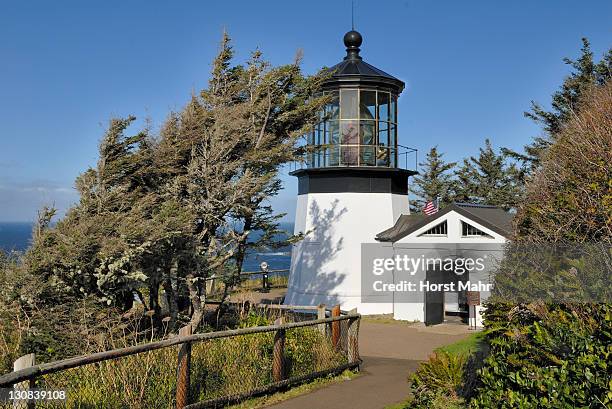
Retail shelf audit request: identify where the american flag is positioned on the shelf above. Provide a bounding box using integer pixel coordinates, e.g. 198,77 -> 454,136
423,199 -> 439,215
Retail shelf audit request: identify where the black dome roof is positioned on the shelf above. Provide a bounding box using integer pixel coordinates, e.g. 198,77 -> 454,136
323,30 -> 405,94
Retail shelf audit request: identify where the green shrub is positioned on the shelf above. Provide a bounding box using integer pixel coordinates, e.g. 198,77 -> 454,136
409,351 -> 467,408
470,303 -> 612,408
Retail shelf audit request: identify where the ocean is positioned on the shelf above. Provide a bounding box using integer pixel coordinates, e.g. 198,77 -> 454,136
0,222 -> 292,272
0,222 -> 33,252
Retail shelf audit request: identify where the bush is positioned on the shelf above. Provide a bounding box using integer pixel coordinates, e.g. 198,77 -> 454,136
470,303 -> 612,408
0,250 -> 156,376
408,351 -> 467,408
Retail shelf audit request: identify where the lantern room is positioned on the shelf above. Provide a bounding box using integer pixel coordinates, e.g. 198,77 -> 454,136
305,30 -> 405,169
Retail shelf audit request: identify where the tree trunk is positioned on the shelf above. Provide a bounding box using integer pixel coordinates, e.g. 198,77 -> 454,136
148,280 -> 162,330
186,273 -> 205,331
162,278 -> 179,330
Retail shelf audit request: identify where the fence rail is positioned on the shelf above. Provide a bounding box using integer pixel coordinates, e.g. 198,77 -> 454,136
1,304 -> 360,409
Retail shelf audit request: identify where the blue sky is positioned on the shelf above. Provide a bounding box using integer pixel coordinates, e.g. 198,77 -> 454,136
0,0 -> 610,222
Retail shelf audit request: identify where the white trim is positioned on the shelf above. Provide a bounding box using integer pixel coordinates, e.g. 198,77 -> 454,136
397,210 -> 506,244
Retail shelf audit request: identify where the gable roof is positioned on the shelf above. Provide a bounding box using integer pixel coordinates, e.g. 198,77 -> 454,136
376,203 -> 513,242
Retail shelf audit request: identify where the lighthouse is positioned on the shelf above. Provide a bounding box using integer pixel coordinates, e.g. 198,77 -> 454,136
284,30 -> 416,314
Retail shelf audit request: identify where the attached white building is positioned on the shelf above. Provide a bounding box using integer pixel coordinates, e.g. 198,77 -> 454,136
375,203 -> 511,326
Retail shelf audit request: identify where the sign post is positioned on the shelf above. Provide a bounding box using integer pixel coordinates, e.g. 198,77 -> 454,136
466,291 -> 480,330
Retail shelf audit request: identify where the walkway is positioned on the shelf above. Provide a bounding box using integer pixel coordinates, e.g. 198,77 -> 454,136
266,321 -> 471,409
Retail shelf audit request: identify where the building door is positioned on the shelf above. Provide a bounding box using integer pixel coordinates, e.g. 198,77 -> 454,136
424,268 -> 444,326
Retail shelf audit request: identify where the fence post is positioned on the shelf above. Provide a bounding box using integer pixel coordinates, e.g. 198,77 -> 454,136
176,325 -> 192,409
331,304 -> 341,349
272,317 -> 286,382
13,353 -> 35,409
317,304 -> 326,336
347,308 -> 360,368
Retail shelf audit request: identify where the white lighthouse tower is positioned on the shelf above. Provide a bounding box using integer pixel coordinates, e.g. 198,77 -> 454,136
284,30 -> 416,314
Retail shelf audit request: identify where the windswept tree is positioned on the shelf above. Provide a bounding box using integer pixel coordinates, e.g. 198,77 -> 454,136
154,35 -> 328,328
23,33 -> 328,333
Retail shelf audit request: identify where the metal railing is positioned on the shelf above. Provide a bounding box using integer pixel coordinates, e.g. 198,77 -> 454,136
0,305 -> 360,409
203,269 -> 289,298
289,144 -> 418,173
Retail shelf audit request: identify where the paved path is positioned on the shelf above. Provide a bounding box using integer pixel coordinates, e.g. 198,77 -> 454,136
266,321 -> 471,409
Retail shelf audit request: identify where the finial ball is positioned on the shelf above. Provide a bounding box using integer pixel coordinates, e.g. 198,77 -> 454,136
343,30 -> 362,48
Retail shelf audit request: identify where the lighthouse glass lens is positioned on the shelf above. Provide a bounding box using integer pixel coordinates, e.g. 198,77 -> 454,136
360,90 -> 377,120
360,146 -> 375,166
340,89 -> 358,119
341,120 -> 359,144
360,121 -> 375,145
309,89 -> 399,169
341,146 -> 358,166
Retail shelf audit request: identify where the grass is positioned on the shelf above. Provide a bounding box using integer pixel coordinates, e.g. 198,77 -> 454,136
384,398 -> 413,409
434,331 -> 484,356
227,369 -> 360,409
384,332 -> 485,409
32,312 -> 347,408
384,393 -> 466,409
361,314 -> 419,325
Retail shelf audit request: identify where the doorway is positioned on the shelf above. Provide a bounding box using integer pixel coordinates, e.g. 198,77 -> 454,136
424,268 -> 444,326
425,267 -> 469,326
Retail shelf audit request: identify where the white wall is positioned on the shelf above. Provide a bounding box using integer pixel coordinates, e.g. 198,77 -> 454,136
285,192 -> 409,315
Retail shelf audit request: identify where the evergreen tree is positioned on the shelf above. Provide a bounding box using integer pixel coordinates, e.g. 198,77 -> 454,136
451,139 -> 522,210
411,146 -> 456,210
450,159 -> 478,204
504,38 -> 612,173
514,81 -> 612,242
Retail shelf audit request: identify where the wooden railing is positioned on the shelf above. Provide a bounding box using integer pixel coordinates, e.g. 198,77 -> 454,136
0,304 -> 360,409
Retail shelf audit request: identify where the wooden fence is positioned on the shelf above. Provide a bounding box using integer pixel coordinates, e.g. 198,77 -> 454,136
0,304 -> 360,409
